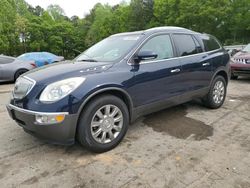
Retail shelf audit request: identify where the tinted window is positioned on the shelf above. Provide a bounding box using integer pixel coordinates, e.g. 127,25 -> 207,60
139,35 -> 174,61
0,57 -> 15,64
192,36 -> 203,53
173,34 -> 197,56
201,35 -> 221,51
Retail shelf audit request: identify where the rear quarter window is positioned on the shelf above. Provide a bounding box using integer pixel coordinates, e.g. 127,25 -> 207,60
201,35 -> 221,52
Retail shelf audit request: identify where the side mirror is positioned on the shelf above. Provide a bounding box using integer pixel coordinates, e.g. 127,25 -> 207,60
134,50 -> 158,63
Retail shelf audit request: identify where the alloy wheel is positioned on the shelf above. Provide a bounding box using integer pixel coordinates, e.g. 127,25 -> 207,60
90,104 -> 123,144
212,80 -> 225,104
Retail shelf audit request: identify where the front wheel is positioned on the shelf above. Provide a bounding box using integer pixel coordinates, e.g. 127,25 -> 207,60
77,95 -> 129,153
203,76 -> 227,109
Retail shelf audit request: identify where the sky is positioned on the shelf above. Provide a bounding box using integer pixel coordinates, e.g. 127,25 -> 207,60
25,0 -> 129,18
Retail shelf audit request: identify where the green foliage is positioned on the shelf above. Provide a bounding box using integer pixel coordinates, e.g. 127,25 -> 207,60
47,4 -> 66,21
0,0 -> 249,58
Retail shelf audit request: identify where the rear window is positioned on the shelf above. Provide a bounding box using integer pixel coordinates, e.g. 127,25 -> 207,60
0,57 -> 15,64
201,35 -> 221,51
173,34 -> 198,56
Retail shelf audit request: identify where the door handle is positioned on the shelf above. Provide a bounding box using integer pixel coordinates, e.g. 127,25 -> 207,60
202,62 -> 210,66
171,68 -> 181,73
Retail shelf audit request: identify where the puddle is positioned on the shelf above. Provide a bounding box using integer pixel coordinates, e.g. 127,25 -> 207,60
143,105 -> 213,140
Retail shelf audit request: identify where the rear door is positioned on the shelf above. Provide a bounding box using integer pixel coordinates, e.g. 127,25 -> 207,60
172,34 -> 213,93
199,34 -> 225,72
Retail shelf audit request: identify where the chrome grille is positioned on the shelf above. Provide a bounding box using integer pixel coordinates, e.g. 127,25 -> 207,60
234,58 -> 250,64
13,76 -> 35,99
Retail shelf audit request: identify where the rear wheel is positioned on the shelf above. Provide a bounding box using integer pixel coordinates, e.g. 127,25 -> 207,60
77,95 -> 129,153
14,69 -> 28,81
203,75 -> 227,109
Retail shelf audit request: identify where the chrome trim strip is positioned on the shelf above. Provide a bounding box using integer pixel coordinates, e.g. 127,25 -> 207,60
7,104 -> 69,116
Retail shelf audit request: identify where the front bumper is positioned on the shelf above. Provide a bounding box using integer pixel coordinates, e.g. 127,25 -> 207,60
230,63 -> 250,76
6,104 -> 78,145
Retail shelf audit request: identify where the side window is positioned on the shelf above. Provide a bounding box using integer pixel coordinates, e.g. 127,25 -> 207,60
139,35 -> 174,61
173,34 -> 198,56
201,35 -> 221,51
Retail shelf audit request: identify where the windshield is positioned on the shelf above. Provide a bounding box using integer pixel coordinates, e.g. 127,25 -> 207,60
76,35 -> 141,62
243,44 -> 250,52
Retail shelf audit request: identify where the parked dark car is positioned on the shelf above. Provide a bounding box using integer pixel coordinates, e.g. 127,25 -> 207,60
17,52 -> 64,67
231,43 -> 250,79
0,55 -> 37,82
7,27 -> 230,153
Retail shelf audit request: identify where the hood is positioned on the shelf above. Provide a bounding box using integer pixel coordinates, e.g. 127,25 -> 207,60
233,51 -> 250,59
24,60 -> 113,85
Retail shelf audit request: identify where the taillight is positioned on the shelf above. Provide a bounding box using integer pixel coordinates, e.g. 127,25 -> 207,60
30,62 -> 37,68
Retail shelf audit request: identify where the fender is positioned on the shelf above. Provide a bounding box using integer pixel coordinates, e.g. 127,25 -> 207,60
76,86 -> 134,122
210,65 -> 230,87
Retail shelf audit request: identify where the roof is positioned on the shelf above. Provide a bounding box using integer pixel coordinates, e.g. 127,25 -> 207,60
23,52 -> 51,55
111,26 -> 199,37
111,31 -> 144,37
0,54 -> 15,59
145,26 -> 194,33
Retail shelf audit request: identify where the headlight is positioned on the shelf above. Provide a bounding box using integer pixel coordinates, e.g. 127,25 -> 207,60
40,77 -> 86,102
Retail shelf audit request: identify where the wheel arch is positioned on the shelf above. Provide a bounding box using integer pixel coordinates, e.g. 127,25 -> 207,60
14,68 -> 29,81
215,70 -> 229,85
211,68 -> 229,86
76,87 -> 134,124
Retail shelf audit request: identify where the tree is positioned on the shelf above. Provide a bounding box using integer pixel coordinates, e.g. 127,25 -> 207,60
129,0 -> 154,30
47,5 -> 66,21
15,14 -> 29,53
85,4 -> 113,46
0,0 -> 249,58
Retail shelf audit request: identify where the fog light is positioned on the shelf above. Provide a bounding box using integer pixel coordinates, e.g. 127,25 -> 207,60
36,114 -> 65,125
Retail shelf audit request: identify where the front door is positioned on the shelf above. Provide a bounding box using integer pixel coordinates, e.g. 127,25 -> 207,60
129,34 -> 183,109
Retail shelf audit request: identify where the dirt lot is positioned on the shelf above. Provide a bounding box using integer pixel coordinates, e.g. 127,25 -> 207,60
0,79 -> 250,188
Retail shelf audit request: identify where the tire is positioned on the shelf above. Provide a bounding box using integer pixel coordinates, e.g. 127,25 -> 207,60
14,69 -> 28,81
203,75 -> 227,109
231,74 -> 238,80
77,95 -> 129,153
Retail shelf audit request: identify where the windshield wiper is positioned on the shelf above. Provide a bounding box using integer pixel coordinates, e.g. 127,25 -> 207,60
77,59 -> 98,62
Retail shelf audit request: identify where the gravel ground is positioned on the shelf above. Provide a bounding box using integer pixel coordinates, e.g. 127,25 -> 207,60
0,78 -> 249,188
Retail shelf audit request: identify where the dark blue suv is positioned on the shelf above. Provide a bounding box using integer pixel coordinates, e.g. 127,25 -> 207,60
7,27 -> 230,152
